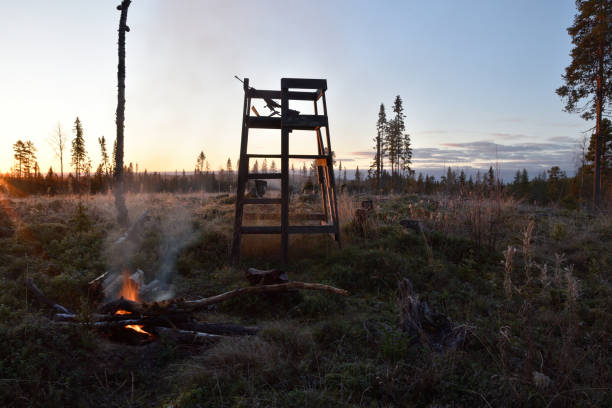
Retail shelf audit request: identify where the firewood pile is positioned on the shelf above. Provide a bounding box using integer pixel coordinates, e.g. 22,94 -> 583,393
25,212 -> 348,345
27,268 -> 348,345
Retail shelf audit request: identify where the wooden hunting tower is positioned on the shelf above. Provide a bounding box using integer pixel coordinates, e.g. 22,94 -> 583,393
231,78 -> 341,265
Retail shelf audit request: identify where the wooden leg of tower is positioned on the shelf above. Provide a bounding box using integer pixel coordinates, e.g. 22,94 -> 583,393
321,91 -> 341,248
231,86 -> 251,264
327,160 -> 341,248
315,130 -> 330,222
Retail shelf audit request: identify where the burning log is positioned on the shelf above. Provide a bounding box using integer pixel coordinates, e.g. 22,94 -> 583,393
26,278 -> 72,314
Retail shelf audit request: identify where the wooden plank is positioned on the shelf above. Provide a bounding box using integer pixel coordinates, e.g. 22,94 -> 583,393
231,80 -> 251,264
247,89 -> 318,101
288,154 -> 327,160
281,78 -> 327,91
247,154 -> 282,159
241,225 -> 336,235
322,90 -> 342,248
247,117 -> 281,129
241,226 -> 281,234
247,172 -> 282,179
288,225 -> 336,234
283,114 -> 327,130
243,198 -> 282,205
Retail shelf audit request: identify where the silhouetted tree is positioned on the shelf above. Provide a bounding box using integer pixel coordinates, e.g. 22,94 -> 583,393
556,0 -> 612,206
371,103 -> 386,192
71,117 -> 87,187
114,0 -> 132,226
50,123 -> 66,181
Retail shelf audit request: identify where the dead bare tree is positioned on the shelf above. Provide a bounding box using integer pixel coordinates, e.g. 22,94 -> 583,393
49,123 -> 66,181
114,0 -> 131,227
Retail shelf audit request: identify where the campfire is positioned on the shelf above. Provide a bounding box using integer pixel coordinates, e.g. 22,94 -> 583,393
27,263 -> 349,346
113,271 -> 152,340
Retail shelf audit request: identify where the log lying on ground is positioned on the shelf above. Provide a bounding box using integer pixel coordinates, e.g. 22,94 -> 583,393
26,278 -> 72,314
245,268 -> 289,285
398,278 -> 471,352
54,314 -> 259,336
181,281 -> 348,311
155,327 -> 225,344
99,281 -> 349,315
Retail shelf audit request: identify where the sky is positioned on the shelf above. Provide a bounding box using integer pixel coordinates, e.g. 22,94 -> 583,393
0,0 -> 591,178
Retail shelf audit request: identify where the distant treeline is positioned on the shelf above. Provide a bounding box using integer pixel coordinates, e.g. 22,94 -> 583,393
1,161 -> 610,209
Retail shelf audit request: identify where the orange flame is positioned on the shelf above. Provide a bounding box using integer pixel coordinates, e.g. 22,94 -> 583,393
118,270 -> 139,302
115,309 -> 132,315
125,325 -> 152,337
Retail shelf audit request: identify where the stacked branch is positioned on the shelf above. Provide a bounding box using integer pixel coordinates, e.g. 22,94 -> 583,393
27,277 -> 349,344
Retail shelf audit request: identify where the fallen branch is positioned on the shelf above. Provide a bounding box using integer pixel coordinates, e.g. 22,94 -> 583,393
26,278 -> 72,314
181,281 -> 349,311
54,314 -> 258,336
155,327 -> 225,344
99,281 -> 349,315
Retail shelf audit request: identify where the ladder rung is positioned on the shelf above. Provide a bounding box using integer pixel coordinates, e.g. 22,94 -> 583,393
288,154 -> 328,160
240,225 -> 336,235
243,198 -> 282,205
241,226 -> 281,234
248,173 -> 282,179
246,154 -> 282,159
288,225 -> 336,234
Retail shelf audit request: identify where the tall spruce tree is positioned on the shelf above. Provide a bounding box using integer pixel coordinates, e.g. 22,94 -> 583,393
371,103 -> 387,192
98,136 -> 110,176
71,117 -> 87,186
556,0 -> 612,206
386,96 -> 406,184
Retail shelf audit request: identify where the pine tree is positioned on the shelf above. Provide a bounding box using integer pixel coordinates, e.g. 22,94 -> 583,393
196,151 -> 206,173
262,158 -> 268,173
586,118 -> 612,176
13,140 -> 26,178
556,0 -> 612,206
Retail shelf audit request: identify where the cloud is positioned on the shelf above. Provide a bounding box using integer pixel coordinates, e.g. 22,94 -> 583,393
350,151 -> 375,158
489,132 -> 528,139
418,129 -> 448,135
412,140 -> 575,172
547,136 -> 577,143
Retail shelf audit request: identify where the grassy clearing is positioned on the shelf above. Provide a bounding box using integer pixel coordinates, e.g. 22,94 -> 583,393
0,192 -> 610,407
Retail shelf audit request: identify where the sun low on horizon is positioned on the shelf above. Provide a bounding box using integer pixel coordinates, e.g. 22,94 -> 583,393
1,1 -> 588,178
